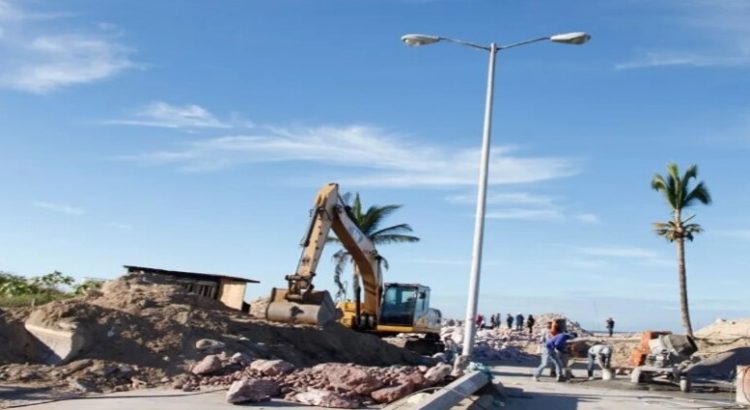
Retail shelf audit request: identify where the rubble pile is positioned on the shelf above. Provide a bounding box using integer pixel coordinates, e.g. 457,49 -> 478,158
186,357 -> 453,407
440,323 -> 534,362
0,273 -> 427,395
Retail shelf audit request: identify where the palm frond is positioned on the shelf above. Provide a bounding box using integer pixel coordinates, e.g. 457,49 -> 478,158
359,205 -> 402,235
652,221 -> 677,242
684,181 -> 712,207
369,223 -> 415,238
371,234 -> 420,245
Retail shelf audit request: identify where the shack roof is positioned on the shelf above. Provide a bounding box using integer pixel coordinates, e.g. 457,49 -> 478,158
123,265 -> 260,284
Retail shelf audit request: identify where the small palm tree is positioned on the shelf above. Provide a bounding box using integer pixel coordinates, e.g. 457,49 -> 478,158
651,163 -> 711,336
327,193 -> 419,300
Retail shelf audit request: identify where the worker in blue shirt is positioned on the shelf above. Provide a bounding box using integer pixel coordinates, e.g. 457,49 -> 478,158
533,332 -> 577,382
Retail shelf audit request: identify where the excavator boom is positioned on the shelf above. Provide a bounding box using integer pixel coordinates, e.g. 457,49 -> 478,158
266,183 -> 379,326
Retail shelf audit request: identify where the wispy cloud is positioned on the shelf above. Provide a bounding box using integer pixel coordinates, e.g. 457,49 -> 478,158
712,229 -> 750,240
32,200 -> 85,216
615,52 -> 749,70
616,1 -> 750,70
107,222 -> 133,231
486,208 -> 562,221
575,213 -> 600,224
0,1 -> 136,93
447,190 -> 599,222
122,125 -> 579,187
104,102 -> 249,130
574,245 -> 673,268
447,192 -> 553,206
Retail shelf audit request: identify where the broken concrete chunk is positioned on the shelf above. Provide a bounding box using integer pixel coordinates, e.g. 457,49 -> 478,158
249,359 -> 295,376
191,355 -> 223,375
313,363 -> 383,394
226,378 -> 280,403
195,338 -> 226,352
424,363 -> 452,385
293,389 -> 359,408
24,319 -> 88,365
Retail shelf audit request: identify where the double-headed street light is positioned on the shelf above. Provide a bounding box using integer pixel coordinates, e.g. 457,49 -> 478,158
401,32 -> 590,357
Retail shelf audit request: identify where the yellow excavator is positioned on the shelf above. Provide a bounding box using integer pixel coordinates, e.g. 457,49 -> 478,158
266,183 -> 443,351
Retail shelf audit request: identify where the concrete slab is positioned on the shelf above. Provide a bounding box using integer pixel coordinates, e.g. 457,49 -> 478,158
489,362 -> 738,410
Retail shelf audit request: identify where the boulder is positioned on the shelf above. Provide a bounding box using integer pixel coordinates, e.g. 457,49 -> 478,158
371,382 -> 415,403
230,352 -> 251,365
191,355 -> 223,375
249,359 -> 295,376
424,363 -> 452,385
226,378 -> 280,403
313,363 -> 383,394
293,389 -> 359,408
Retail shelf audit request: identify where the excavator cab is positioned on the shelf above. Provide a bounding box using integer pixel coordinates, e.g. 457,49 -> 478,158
378,283 -> 439,331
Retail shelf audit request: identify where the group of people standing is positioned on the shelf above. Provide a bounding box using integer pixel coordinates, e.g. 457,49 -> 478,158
476,313 -> 536,335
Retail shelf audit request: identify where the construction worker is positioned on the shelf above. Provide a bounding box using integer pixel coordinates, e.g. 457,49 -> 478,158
587,344 -> 613,380
533,332 -> 576,382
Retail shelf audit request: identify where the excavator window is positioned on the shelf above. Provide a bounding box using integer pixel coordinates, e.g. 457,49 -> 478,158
379,285 -> 417,326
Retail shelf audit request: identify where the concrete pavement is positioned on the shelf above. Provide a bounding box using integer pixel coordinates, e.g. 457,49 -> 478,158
490,362 -> 738,410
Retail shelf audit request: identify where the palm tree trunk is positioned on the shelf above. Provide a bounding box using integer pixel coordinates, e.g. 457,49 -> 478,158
676,236 -> 693,336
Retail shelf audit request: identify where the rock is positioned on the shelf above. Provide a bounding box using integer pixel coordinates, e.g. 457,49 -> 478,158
226,378 -> 280,403
313,363 -> 383,394
451,355 -> 470,378
424,363 -> 452,385
293,389 -> 359,408
195,338 -> 226,352
191,355 -> 223,375
371,382 -> 415,403
230,352 -> 251,365
249,359 -> 295,376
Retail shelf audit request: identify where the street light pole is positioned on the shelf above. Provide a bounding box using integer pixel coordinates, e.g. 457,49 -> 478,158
463,42 -> 497,356
401,32 -> 590,358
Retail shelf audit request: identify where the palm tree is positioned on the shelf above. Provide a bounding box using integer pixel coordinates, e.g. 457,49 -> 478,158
327,193 -> 419,300
651,163 -> 711,336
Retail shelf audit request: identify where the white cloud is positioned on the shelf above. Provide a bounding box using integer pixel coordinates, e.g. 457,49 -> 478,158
447,192 -> 553,206
105,102 -> 240,130
616,1 -> 750,70
575,245 -> 673,268
485,208 -> 562,220
32,201 -> 85,216
575,213 -> 600,224
0,1 -> 136,93
123,125 -> 579,187
615,52 -> 749,70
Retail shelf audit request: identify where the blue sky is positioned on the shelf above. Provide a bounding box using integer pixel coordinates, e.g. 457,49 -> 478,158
1,0 -> 748,332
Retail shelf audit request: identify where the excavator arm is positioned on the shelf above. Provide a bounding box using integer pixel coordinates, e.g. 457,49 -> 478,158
266,183 -> 381,326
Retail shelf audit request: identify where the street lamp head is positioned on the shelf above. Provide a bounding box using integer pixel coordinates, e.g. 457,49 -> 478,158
549,32 -> 591,45
401,34 -> 441,47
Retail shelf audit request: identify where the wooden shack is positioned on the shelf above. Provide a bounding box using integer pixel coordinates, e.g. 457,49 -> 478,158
123,265 -> 259,311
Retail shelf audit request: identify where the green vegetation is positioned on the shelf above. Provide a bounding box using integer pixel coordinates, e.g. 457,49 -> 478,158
0,270 -> 103,308
651,162 -> 712,337
327,193 -> 420,300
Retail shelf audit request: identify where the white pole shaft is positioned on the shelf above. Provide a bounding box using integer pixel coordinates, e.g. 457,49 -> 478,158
462,43 -> 497,356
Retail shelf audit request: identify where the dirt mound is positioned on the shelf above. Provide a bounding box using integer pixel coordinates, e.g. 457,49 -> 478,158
532,313 -> 592,336
0,273 -> 425,393
696,318 -> 750,340
0,307 -> 45,364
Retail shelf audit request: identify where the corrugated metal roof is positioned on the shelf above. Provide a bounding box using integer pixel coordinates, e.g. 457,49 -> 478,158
123,265 -> 260,284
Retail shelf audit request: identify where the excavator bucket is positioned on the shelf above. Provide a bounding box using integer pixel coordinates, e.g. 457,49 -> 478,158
265,288 -> 337,326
